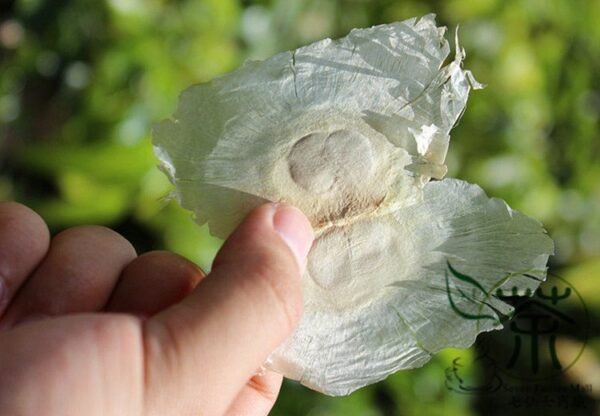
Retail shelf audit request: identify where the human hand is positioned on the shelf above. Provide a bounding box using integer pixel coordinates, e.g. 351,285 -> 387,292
0,201 -> 313,416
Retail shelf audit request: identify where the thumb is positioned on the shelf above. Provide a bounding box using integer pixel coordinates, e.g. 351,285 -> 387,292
143,203 -> 313,415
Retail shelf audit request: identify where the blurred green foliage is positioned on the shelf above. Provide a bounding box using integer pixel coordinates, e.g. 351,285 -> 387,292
1,0 -> 598,415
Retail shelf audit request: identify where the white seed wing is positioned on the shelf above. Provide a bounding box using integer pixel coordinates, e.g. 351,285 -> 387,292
266,178 -> 553,395
152,15 -> 477,237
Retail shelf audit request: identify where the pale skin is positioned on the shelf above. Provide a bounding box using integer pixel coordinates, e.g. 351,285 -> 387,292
0,201 -> 314,415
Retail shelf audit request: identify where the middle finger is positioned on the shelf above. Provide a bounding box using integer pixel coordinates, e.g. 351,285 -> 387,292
0,225 -> 136,328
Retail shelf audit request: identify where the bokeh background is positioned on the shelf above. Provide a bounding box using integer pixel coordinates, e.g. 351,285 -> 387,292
1,0 -> 598,414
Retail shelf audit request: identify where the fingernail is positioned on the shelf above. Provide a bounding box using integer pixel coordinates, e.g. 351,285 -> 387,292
272,203 -> 314,273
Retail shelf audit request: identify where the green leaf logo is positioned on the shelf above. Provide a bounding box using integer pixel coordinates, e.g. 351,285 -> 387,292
445,261 -> 500,322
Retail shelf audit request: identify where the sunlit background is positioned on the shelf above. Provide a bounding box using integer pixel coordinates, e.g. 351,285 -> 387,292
1,0 -> 598,414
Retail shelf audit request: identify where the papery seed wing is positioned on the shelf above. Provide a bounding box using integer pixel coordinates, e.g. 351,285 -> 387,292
266,179 -> 553,395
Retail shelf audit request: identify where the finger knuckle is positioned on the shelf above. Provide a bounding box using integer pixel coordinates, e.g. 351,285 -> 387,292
55,225 -> 137,257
